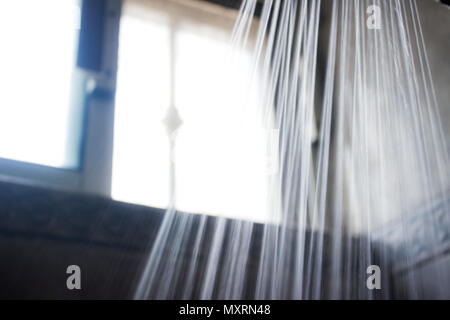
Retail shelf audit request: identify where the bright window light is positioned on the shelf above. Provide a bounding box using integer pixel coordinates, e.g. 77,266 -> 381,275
112,16 -> 171,209
112,11 -> 272,222
0,0 -> 80,168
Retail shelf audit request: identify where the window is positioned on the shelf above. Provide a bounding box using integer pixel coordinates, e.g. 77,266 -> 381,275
0,0 -> 81,168
112,0 -> 274,222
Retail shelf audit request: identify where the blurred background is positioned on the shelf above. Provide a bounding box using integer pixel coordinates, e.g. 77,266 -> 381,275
0,0 -> 448,299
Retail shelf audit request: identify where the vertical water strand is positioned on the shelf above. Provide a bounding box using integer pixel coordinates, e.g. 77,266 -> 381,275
410,0 -> 450,184
348,0 -> 358,299
410,1 -> 450,264
401,0 -> 448,298
406,0 -> 449,220
372,0 -> 391,298
255,0 -> 292,299
216,0 -> 276,300
199,216 -> 227,299
278,0 -> 307,298
271,0 -> 296,298
132,0 -> 449,300
198,0 -> 259,300
359,0 -> 370,298
134,206 -> 176,299
292,0 -> 321,299
230,0 -> 254,48
274,0 -> 302,299
394,3 -> 430,298
382,0 -> 416,299
260,0 -> 282,125
344,0 -> 357,299
254,1 -> 283,300
181,215 -> 208,299
389,2 -> 418,298
304,0 -> 338,300
157,212 -> 194,298
249,0 -> 274,82
329,0 -> 350,299
395,2 -> 440,299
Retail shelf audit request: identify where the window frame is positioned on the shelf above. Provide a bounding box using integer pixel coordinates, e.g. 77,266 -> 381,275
0,0 -> 122,196
0,0 -> 262,201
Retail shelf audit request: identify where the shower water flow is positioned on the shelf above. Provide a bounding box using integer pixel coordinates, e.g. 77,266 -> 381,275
135,0 -> 450,299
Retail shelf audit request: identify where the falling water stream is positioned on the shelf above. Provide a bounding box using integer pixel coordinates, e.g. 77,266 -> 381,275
135,0 -> 450,299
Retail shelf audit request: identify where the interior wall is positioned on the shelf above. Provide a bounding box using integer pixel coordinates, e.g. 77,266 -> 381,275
321,0 -> 450,231
0,180 -> 390,299
419,0 -> 450,146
